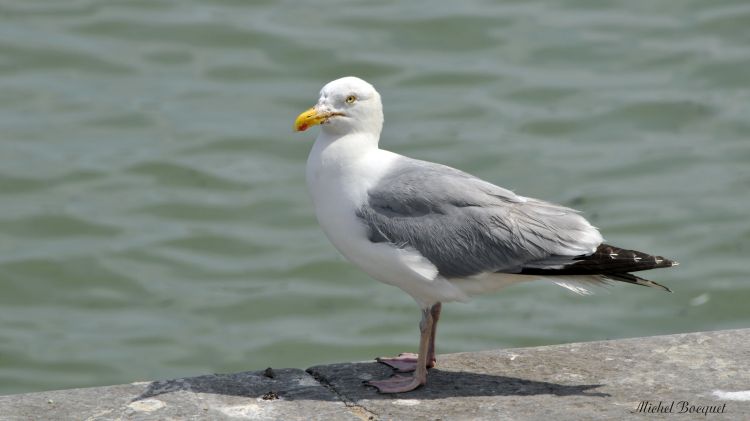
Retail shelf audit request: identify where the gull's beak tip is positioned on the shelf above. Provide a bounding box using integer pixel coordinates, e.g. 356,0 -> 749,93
294,106 -> 318,133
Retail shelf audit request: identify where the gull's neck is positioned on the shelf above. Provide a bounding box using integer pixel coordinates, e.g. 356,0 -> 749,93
306,129 -> 392,206
309,130 -> 380,169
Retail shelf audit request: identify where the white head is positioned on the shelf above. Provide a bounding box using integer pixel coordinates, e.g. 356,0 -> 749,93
294,76 -> 383,138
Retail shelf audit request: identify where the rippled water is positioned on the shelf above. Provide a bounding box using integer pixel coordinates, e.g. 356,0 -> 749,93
1,0 -> 749,395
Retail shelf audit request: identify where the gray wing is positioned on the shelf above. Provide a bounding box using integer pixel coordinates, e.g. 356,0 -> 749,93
356,158 -> 603,278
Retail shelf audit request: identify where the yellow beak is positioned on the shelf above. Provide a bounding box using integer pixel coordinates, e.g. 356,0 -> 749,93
294,106 -> 343,132
294,107 -> 324,132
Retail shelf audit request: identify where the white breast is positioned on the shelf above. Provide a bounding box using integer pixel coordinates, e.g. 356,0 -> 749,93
305,135 -> 470,307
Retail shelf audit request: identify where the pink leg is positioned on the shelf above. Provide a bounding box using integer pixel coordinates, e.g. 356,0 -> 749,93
366,303 -> 440,393
426,302 -> 441,365
376,303 -> 441,372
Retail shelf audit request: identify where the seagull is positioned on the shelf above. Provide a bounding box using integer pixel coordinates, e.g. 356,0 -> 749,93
293,76 -> 677,394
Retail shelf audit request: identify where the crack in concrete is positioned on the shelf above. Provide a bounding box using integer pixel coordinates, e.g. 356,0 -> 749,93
306,368 -> 378,421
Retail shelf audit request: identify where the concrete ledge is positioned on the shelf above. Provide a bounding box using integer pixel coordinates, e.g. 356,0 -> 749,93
1,329 -> 748,420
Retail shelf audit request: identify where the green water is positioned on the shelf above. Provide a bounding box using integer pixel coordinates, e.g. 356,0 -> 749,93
1,0 -> 749,395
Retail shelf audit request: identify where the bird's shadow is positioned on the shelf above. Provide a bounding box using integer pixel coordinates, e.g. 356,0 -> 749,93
133,361 -> 609,403
308,362 -> 610,401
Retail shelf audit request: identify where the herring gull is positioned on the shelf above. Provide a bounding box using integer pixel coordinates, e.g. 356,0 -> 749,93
294,76 -> 677,393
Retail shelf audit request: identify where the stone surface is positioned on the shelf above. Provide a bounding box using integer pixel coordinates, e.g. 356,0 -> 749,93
0,368 -> 360,421
1,329 -> 749,420
309,328 -> 750,420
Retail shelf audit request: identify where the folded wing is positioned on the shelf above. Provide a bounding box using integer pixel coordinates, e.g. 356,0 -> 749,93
356,158 -> 604,278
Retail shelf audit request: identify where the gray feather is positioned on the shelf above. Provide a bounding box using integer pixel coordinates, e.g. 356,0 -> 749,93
356,158 -> 601,278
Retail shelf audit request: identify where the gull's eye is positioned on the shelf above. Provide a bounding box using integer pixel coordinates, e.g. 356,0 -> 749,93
345,95 -> 357,104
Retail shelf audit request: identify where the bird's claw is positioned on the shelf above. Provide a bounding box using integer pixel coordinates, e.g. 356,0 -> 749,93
376,353 -> 419,372
365,374 -> 425,393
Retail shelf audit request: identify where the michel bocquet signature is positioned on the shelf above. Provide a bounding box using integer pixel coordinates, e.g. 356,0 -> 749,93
635,401 -> 727,416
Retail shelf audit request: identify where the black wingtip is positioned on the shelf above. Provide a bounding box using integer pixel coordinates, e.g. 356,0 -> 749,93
646,275 -> 673,293
605,272 -> 673,293
646,279 -> 672,293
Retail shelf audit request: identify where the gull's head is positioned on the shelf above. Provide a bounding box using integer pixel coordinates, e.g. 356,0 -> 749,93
294,76 -> 383,137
